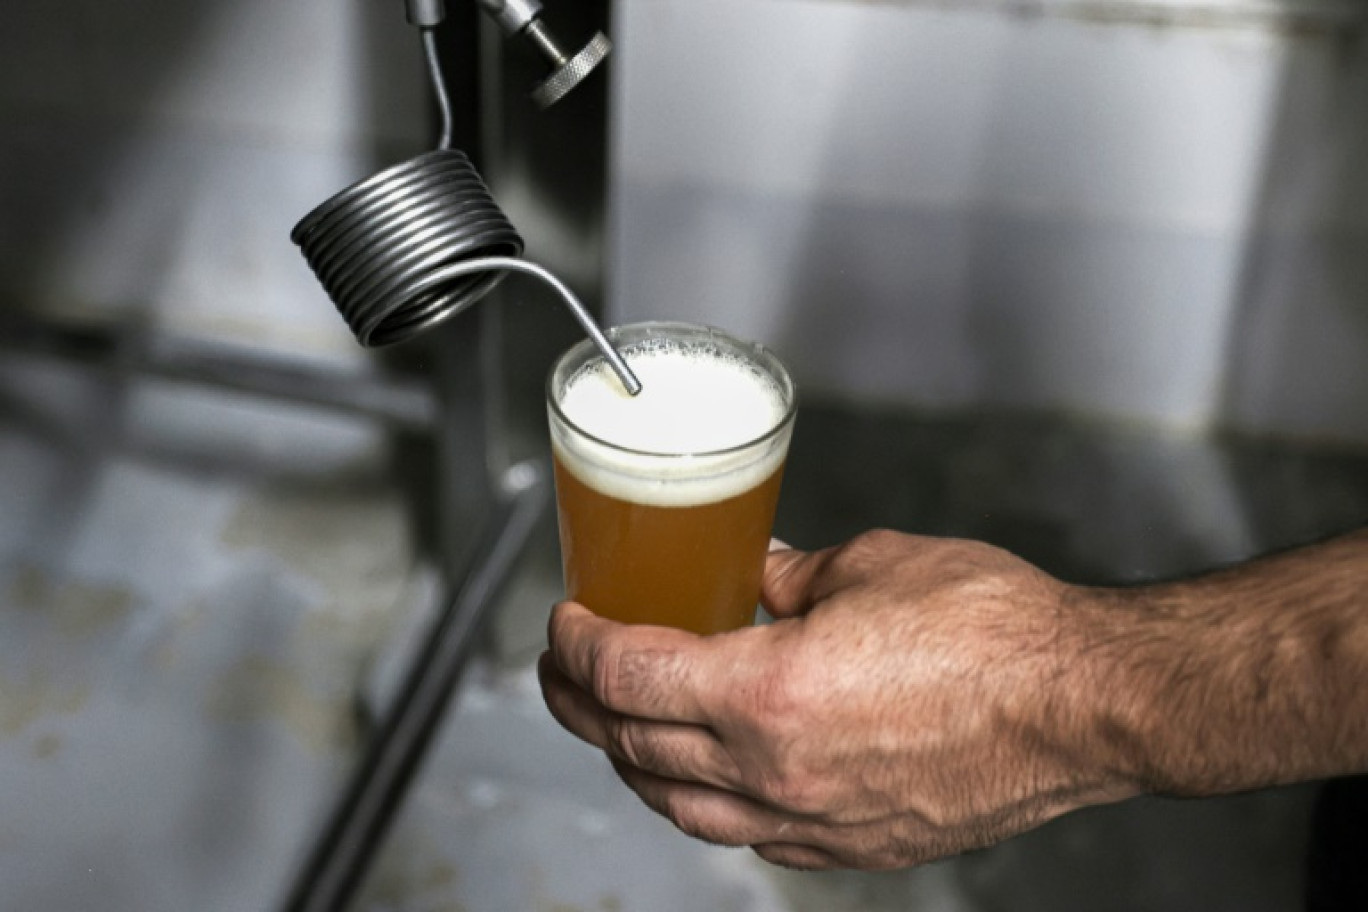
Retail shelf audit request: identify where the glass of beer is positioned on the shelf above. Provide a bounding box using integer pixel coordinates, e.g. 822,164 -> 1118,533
546,322 -> 796,634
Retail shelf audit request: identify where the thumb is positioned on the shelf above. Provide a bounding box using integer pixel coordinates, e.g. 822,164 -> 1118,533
759,539 -> 829,620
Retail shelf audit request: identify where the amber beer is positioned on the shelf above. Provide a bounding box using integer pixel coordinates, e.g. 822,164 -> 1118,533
547,323 -> 796,634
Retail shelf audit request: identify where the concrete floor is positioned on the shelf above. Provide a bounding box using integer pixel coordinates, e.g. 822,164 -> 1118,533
2,353 -> 1366,911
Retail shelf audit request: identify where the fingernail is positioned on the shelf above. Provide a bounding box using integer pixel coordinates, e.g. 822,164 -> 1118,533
769,538 -> 791,552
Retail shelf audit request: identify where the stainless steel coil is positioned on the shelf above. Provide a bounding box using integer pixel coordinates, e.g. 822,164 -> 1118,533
290,26 -> 640,394
291,148 -> 523,348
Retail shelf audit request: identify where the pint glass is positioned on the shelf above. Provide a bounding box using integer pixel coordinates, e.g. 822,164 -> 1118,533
546,322 -> 797,634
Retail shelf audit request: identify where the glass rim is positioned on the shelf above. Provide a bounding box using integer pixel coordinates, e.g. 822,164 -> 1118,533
546,321 -> 798,462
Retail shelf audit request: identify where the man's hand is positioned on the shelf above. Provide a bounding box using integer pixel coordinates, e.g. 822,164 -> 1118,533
538,531 -> 1139,870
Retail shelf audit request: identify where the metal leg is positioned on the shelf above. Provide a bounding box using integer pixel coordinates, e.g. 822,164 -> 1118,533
277,462 -> 548,912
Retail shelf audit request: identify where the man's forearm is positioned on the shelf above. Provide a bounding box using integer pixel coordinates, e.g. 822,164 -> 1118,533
1075,528 -> 1368,797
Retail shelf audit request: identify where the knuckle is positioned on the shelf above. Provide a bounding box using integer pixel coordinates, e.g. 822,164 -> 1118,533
755,770 -> 813,814
849,528 -> 904,557
589,634 -> 625,708
656,790 -> 751,849
736,641 -> 808,726
662,792 -> 711,842
610,716 -> 663,772
753,843 -> 831,871
753,666 -> 799,722
730,666 -> 800,748
878,835 -> 926,869
727,656 -> 830,811
591,634 -> 680,715
547,602 -> 569,645
606,713 -> 639,764
760,768 -> 837,817
828,529 -> 904,577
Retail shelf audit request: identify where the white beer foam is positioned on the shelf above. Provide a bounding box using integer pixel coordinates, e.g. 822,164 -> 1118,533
552,342 -> 791,507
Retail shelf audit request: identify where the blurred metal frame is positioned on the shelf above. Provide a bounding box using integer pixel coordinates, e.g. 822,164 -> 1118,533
0,1 -> 613,908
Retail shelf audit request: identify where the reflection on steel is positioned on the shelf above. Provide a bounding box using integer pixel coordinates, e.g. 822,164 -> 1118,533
0,313 -> 438,432
278,463 -> 548,912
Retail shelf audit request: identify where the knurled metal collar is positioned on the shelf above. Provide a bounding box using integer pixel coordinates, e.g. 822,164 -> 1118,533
531,31 -> 611,108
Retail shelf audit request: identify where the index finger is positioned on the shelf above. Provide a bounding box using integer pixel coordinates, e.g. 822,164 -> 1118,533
547,602 -> 724,724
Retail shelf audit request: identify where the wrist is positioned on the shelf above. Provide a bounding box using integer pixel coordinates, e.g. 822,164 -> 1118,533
1058,582 -> 1207,798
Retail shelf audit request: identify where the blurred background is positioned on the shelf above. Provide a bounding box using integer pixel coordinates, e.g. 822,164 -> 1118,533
1,0 -> 1366,909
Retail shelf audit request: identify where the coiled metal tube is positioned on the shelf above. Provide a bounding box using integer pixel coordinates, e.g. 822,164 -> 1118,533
291,149 -> 523,348
290,27 -> 641,394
